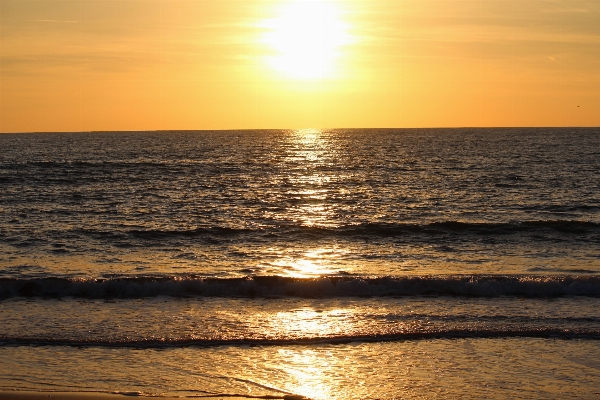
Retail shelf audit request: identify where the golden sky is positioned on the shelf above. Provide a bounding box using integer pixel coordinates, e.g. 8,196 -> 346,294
1,0 -> 599,132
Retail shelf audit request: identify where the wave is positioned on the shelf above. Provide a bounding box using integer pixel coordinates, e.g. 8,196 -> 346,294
72,220 -> 600,243
2,327 -> 599,349
1,275 -> 599,299
78,226 -> 252,241
329,220 -> 600,237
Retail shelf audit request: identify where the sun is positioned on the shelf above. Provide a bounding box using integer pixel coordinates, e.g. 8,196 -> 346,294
261,0 -> 352,80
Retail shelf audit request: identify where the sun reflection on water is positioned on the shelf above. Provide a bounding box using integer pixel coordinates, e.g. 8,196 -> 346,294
286,130 -> 338,228
269,307 -> 350,337
268,129 -> 347,398
263,129 -> 348,277
268,247 -> 349,277
275,348 -> 334,400
265,309 -> 351,399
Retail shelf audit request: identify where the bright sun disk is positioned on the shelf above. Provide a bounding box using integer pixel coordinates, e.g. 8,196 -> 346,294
261,0 -> 351,80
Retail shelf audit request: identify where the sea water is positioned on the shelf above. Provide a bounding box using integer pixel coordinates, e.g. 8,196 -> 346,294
1,128 -> 599,399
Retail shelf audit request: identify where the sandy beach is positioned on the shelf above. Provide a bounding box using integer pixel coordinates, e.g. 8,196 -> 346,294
0,392 -> 307,400
0,393 -> 183,400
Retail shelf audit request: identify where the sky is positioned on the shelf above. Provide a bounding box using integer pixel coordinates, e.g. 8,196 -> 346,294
1,0 -> 599,132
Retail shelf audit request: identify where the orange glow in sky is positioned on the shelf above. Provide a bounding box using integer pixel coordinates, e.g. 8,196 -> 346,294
0,0 -> 599,132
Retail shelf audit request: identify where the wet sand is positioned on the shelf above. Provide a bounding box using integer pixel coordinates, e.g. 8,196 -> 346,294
0,392 -> 306,400
0,393 -> 181,400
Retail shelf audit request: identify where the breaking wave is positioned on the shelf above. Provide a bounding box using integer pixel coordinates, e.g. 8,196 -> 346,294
2,327 -> 599,349
1,274 -> 599,299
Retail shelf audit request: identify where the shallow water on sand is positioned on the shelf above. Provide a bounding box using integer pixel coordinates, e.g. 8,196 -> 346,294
1,339 -> 600,399
2,297 -> 600,345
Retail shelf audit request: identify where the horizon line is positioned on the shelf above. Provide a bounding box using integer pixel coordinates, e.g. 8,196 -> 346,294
1,126 -> 599,135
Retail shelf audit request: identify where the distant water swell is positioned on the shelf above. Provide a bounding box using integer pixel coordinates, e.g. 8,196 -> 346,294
79,220 -> 600,240
2,328 -> 599,349
9,220 -> 600,250
2,275 -> 599,299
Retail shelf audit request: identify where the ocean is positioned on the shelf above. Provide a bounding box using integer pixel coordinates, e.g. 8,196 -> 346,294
1,128 -> 599,399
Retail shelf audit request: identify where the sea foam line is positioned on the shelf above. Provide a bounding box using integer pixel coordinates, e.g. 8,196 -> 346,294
1,275 -> 599,299
1,328 -> 599,349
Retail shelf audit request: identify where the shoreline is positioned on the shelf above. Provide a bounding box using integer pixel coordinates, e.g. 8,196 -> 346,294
0,392 -> 181,400
0,391 -> 307,400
